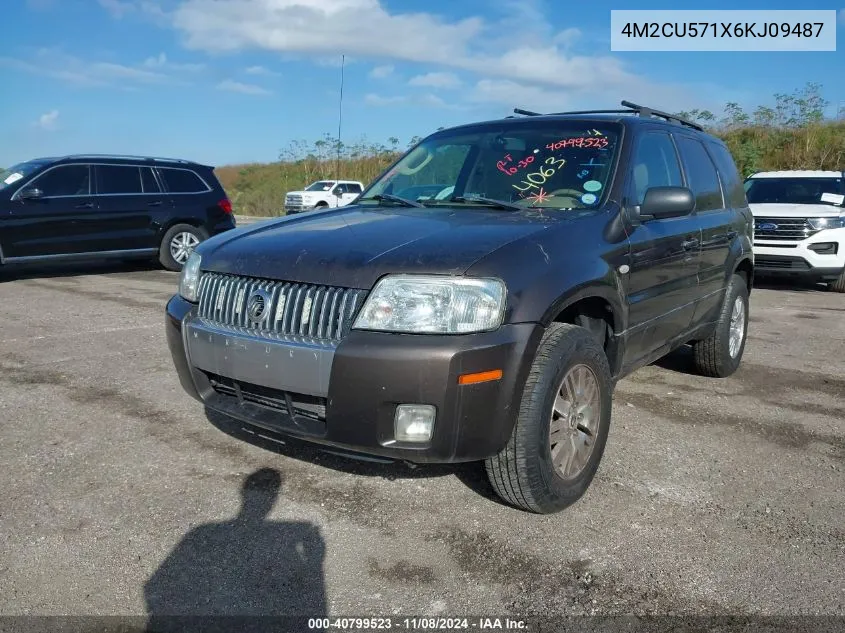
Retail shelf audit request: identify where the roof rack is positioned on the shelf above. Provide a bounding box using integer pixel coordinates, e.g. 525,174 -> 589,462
61,154 -> 194,164
511,100 -> 704,131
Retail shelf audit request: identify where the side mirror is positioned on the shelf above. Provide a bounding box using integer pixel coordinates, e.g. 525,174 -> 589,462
334,189 -> 343,196
639,186 -> 695,220
19,188 -> 44,201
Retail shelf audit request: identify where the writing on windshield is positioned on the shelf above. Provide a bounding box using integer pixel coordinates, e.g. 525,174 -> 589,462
362,122 -> 620,210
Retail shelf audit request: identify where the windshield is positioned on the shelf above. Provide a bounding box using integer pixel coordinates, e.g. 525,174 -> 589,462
744,177 -> 844,206
0,160 -> 50,191
359,121 -> 621,210
305,181 -> 335,192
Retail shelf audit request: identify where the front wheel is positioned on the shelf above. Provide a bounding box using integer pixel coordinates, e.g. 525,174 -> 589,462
829,269 -> 845,293
159,224 -> 208,271
485,323 -> 613,514
691,273 -> 749,377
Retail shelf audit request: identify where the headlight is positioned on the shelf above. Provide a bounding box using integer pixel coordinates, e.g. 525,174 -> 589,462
353,275 -> 506,334
179,251 -> 202,302
808,216 -> 845,230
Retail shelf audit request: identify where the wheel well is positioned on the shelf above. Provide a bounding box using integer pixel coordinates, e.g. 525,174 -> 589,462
734,258 -> 754,294
553,297 -> 617,368
161,218 -> 204,237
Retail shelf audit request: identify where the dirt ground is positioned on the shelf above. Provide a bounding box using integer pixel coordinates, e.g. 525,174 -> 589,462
0,261 -> 842,623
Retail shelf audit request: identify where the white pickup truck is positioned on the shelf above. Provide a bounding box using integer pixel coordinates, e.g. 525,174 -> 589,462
745,170 -> 845,292
284,179 -> 364,214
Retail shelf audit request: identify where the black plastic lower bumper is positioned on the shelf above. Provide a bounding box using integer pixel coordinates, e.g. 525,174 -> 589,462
166,295 -> 543,464
754,255 -> 842,282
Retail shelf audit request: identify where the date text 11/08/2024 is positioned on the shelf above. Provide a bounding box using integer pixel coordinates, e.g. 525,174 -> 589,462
308,617 -> 529,630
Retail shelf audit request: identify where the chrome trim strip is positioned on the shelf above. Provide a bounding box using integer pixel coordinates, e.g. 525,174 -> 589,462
2,248 -> 158,262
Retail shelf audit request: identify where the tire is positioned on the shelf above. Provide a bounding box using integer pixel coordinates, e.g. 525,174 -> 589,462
484,323 -> 613,514
159,224 -> 208,272
829,270 -> 845,293
691,273 -> 749,378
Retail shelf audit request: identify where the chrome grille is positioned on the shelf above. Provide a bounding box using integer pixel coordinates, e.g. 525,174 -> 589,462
196,272 -> 367,343
753,217 -> 818,242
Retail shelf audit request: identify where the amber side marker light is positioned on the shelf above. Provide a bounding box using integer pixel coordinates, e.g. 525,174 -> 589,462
458,369 -> 503,385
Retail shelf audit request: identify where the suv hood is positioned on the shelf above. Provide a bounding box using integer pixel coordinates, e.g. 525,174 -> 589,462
749,202 -> 844,218
198,205 -> 552,289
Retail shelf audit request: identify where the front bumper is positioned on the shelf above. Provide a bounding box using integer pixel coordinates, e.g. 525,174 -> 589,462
166,295 -> 543,463
753,227 -> 845,281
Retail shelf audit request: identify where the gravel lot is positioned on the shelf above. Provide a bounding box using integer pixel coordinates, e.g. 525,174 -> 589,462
0,260 -> 843,622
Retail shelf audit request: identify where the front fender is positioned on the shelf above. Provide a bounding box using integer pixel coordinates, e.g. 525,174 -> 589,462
726,211 -> 754,288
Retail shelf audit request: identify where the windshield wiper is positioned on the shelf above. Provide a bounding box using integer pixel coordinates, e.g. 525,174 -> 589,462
359,193 -> 425,208
450,195 -> 523,211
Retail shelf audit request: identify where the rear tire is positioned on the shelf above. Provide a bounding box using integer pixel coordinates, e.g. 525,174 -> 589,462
159,224 -> 207,272
691,273 -> 749,377
485,323 -> 613,514
829,270 -> 845,293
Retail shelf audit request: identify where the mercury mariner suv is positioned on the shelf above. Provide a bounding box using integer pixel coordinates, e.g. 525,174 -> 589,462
745,170 -> 845,292
165,101 -> 754,514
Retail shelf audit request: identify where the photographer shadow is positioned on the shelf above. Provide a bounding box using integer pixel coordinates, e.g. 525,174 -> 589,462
144,468 -> 326,632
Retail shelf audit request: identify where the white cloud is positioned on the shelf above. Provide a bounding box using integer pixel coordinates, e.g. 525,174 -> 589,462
364,92 -> 451,108
97,0 -> 168,24
369,64 -> 394,79
97,0 -> 135,18
408,72 -> 461,89
365,93 -> 405,106
165,0 -> 700,105
553,27 -> 581,48
172,0 -> 483,65
34,110 -> 59,130
216,79 -> 271,95
244,65 -> 280,76
468,76 -> 737,119
143,52 -> 205,72
0,48 -> 184,88
101,0 -> 730,115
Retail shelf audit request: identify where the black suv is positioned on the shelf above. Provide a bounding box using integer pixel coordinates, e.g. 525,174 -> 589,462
165,101 -> 754,514
0,154 -> 236,272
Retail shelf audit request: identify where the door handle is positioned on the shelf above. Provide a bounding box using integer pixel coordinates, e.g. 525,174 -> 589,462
682,238 -> 699,250
148,201 -> 163,207
75,202 -> 94,209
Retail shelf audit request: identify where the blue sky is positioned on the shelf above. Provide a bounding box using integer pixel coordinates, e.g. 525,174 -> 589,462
1,0 -> 843,168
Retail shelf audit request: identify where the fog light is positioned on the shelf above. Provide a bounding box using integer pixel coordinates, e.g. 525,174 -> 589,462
808,242 -> 838,255
394,404 -> 435,443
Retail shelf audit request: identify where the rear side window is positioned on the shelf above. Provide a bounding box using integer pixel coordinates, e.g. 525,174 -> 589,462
707,143 -> 746,208
159,168 -> 208,193
630,132 -> 683,205
97,165 -> 143,195
141,167 -> 161,193
675,136 -> 724,212
30,165 -> 91,197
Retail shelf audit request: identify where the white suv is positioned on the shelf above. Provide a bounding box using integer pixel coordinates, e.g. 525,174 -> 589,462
745,170 -> 845,292
284,179 -> 364,214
